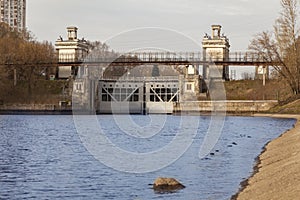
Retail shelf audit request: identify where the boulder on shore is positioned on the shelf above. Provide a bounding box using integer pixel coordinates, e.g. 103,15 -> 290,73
153,177 -> 185,192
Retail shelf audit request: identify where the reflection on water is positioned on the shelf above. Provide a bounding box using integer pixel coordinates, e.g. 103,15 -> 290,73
0,115 -> 295,200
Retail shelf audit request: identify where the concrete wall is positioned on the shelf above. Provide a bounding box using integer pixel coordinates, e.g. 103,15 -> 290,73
0,100 -> 278,114
0,104 -> 73,114
0,104 -> 56,111
176,100 -> 278,113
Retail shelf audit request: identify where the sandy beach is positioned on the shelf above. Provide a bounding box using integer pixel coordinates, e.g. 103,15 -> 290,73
233,114 -> 300,200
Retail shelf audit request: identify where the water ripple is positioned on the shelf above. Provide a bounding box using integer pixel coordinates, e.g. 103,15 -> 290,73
0,115 -> 295,200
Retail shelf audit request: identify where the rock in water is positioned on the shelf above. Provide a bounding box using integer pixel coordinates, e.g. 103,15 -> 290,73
153,177 -> 185,192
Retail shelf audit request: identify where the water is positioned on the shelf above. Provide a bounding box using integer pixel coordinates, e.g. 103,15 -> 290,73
0,115 -> 295,200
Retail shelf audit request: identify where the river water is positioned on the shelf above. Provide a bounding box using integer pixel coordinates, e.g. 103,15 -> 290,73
0,115 -> 295,200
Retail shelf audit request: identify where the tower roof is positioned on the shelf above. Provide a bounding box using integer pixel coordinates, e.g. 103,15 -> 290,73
67,26 -> 78,31
202,25 -> 230,48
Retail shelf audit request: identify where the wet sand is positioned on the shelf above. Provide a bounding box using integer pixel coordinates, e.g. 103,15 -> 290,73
233,114 -> 300,200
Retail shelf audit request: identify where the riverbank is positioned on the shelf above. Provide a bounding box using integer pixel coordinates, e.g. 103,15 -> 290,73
232,114 -> 300,200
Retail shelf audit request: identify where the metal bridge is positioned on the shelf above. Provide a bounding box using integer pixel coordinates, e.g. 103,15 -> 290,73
0,51 -> 275,67
58,51 -> 275,66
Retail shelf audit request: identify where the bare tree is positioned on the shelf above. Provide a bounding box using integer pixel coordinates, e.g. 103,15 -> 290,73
86,40 -> 117,59
0,22 -> 56,101
16,41 -> 55,96
249,0 -> 300,95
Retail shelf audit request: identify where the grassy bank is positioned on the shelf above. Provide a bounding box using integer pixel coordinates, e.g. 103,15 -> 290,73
224,79 -> 292,101
269,99 -> 300,114
0,79 -> 71,105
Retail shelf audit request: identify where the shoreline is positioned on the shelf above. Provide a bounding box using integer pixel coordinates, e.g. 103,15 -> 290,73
231,114 -> 300,200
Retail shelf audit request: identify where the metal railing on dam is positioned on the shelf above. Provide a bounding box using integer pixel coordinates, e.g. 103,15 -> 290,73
0,51 -> 277,67
0,52 -> 277,67
58,51 -> 277,66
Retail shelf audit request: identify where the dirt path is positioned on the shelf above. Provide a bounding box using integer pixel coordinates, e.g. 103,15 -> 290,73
234,114 -> 300,200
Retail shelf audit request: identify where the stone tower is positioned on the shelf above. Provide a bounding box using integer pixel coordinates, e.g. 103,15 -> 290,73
55,26 -> 89,78
202,25 -> 230,80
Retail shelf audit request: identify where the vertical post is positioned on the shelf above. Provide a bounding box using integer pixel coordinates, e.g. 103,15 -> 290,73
90,80 -> 95,113
14,68 -> 17,86
142,81 -> 147,115
263,66 -> 266,86
202,47 -> 208,79
262,66 -> 266,100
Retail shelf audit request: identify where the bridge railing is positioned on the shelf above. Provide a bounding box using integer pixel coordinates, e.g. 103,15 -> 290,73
227,52 -> 267,62
57,51 -> 269,64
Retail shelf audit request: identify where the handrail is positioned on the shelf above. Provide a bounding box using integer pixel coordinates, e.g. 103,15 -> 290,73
57,51 -> 275,64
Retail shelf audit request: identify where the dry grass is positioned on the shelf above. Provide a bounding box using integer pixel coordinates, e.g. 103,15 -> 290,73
224,79 -> 293,101
0,79 -> 70,104
269,99 -> 300,114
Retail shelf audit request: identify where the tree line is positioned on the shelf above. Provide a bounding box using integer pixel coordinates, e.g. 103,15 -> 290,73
0,22 -> 56,97
0,23 -> 113,102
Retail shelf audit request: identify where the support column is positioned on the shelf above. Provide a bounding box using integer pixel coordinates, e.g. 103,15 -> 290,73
13,68 -> 17,86
202,47 -> 209,79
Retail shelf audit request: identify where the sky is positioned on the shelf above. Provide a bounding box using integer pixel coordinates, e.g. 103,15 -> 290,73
27,0 -> 282,51
27,0 -> 282,78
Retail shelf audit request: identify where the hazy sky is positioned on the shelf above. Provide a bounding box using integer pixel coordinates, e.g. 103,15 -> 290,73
27,0 -> 281,52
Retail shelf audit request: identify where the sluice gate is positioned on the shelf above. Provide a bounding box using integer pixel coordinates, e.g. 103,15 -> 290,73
98,77 -> 180,114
